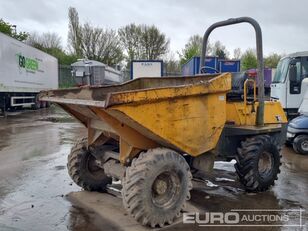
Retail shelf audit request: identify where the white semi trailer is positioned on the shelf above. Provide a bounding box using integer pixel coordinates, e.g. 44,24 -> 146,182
0,32 -> 58,113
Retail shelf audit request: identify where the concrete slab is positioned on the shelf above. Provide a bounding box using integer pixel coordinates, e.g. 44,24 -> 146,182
67,190 -> 200,231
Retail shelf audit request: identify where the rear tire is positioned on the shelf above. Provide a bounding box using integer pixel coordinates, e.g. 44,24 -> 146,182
235,135 -> 281,192
293,135 -> 308,155
31,94 -> 43,110
40,101 -> 47,108
122,148 -> 192,228
32,98 -> 41,109
45,102 -> 51,108
67,137 -> 112,191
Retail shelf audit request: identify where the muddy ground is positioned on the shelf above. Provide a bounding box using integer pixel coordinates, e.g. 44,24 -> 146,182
0,107 -> 307,231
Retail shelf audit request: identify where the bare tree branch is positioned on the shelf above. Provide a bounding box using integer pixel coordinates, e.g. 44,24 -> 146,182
68,7 -> 82,56
119,24 -> 169,63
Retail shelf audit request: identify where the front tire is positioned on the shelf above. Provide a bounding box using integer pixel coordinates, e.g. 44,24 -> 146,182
235,135 -> 281,192
293,135 -> 308,155
122,148 -> 192,228
67,137 -> 112,191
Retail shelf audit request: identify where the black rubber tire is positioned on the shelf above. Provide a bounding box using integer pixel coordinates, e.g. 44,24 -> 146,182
67,137 -> 112,191
285,140 -> 293,147
40,101 -> 47,108
292,140 -> 299,153
122,148 -> 192,228
293,135 -> 308,155
235,135 -> 281,192
32,98 -> 41,109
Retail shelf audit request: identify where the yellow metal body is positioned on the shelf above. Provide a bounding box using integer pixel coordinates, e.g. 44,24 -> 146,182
40,72 -> 287,164
103,73 -> 232,161
109,92 -> 227,157
226,101 -> 287,126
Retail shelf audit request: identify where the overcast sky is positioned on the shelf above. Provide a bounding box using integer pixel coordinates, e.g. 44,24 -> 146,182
1,0 -> 307,58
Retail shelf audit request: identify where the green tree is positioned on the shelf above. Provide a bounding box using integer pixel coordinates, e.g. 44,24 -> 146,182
265,53 -> 282,68
163,52 -> 181,75
80,23 -> 124,66
46,48 -> 78,65
179,36 -> 231,65
179,35 -> 204,65
27,32 -> 77,65
241,49 -> 257,70
215,49 -> 227,59
119,23 -> 169,63
118,24 -> 142,62
212,41 -> 229,59
0,18 -> 28,41
27,32 -> 62,49
141,25 -> 169,60
67,7 -> 124,66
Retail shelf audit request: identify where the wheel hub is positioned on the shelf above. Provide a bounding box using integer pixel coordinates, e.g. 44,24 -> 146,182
153,179 -> 168,195
151,171 -> 180,208
301,140 -> 308,152
258,151 -> 273,177
86,153 -> 106,179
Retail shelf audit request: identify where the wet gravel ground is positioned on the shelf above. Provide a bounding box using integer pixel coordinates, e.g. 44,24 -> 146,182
0,107 -> 307,231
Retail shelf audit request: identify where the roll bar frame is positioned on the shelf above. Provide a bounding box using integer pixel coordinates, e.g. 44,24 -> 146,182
200,17 -> 264,126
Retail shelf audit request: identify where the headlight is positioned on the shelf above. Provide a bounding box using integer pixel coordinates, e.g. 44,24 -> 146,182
286,132 -> 295,138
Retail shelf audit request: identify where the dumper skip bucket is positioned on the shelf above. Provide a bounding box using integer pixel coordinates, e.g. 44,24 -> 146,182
40,73 -> 231,163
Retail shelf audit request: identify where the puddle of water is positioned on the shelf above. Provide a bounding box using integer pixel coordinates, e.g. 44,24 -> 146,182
281,146 -> 308,172
0,108 -> 91,231
214,159 -> 236,172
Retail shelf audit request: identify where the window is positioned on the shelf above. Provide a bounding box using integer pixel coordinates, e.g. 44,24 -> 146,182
289,58 -> 302,94
273,58 -> 290,83
301,57 -> 308,78
295,61 -> 301,82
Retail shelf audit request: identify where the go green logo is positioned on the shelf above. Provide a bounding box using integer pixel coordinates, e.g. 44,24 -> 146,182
16,53 -> 39,71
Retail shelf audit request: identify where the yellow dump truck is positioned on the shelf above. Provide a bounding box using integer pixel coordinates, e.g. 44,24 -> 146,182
40,17 -> 287,228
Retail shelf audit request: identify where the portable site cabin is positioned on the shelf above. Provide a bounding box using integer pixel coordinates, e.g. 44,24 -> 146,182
71,60 -> 122,86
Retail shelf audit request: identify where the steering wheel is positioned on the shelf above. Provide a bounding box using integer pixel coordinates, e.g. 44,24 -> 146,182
200,66 -> 220,74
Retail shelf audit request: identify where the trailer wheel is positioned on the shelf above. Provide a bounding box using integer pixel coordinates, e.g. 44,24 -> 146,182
122,148 -> 192,228
293,135 -> 308,155
40,101 -> 47,108
32,99 -> 41,109
67,137 -> 111,191
235,135 -> 281,192
45,102 -> 51,108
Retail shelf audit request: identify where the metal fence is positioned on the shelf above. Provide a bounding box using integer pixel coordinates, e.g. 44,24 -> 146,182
58,65 -> 75,88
